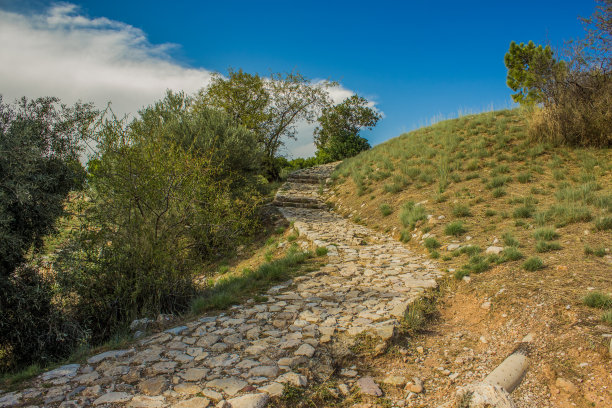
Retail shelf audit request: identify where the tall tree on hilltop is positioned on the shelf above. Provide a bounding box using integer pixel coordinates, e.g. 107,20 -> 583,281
314,95 -> 381,162
197,68 -> 334,179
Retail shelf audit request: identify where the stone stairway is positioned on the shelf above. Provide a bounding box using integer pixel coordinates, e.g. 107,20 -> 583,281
1,163 -> 442,408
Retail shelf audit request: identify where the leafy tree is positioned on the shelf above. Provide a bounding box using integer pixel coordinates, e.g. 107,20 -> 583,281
57,94 -> 262,340
314,95 -> 381,162
0,96 -> 95,275
504,41 -> 565,105
0,96 -> 96,370
198,68 -> 334,178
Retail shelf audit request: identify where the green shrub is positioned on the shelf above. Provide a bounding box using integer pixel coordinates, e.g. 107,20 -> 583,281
602,310 -> 612,324
459,245 -> 482,256
399,230 -> 411,243
517,172 -> 532,183
533,227 -> 559,240
485,209 -> 497,217
513,205 -> 534,218
399,201 -> 427,229
315,246 -> 328,256
502,232 -> 520,247
492,187 -> 507,198
499,247 -> 524,262
536,241 -> 562,252
595,216 -> 612,231
487,175 -> 512,189
462,255 -> 491,275
584,245 -> 606,257
452,204 -> 472,217
0,96 -> 96,371
523,257 -> 544,271
445,221 -> 467,236
424,237 -> 441,250
379,203 -> 393,216
583,291 -> 612,309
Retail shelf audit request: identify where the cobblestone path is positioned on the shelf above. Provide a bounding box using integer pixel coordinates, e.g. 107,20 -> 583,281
1,164 -> 442,408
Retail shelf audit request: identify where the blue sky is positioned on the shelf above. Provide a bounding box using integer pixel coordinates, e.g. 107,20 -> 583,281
0,0 -> 597,157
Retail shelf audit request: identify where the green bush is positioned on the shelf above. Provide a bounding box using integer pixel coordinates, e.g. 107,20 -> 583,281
424,237 -> 441,250
583,291 -> 612,309
452,204 -> 472,217
0,96 -> 96,371
315,246 -> 328,256
536,241 -> 562,252
399,201 -> 427,229
56,94 -> 262,345
379,203 -> 393,216
499,246 -> 524,262
445,221 -> 467,236
523,257 -> 544,271
399,229 -> 411,243
533,227 -> 559,240
595,216 -> 612,231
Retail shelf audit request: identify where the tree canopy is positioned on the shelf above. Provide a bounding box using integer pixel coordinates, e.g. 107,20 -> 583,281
197,68 -> 334,178
314,95 -> 380,162
504,41 -> 566,106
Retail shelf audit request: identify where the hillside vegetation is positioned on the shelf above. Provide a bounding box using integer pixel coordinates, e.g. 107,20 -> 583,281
331,109 -> 610,277
327,108 -> 612,406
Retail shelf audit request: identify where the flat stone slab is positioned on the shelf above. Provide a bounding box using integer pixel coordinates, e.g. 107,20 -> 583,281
357,376 -> 383,397
93,392 -> 133,405
227,393 -> 269,408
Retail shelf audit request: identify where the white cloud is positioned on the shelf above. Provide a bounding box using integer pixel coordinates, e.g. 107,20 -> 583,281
0,3 -> 213,117
0,3 -> 382,158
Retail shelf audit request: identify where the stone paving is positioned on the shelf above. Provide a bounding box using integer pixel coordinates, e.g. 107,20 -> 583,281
1,164 -> 442,408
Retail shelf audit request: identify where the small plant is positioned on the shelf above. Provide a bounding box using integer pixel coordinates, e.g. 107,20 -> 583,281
485,209 -> 497,217
430,250 -> 440,259
460,245 -> 482,256
487,175 -> 511,189
499,246 -> 524,262
399,201 -> 427,229
461,255 -> 491,275
274,226 -> 286,234
287,233 -> 298,242
399,229 -> 411,243
595,216 -> 612,231
523,257 -> 544,271
513,205 -> 534,219
379,203 -> 393,216
602,310 -> 612,324
492,187 -> 507,198
533,227 -> 559,241
424,237 -> 441,250
536,241 -> 562,252
502,232 -> 520,247
452,204 -> 472,217
445,221 -> 467,236
584,245 -> 606,257
315,246 -> 328,256
517,172 -> 532,183
583,291 -> 612,309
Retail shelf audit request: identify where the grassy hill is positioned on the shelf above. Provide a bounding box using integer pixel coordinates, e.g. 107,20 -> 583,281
327,109 -> 612,406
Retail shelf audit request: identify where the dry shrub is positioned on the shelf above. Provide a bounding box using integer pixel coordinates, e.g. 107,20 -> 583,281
528,74 -> 612,147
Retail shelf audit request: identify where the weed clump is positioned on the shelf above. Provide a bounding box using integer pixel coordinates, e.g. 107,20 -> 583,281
399,201 -> 427,229
523,257 -> 544,271
445,221 -> 467,236
583,291 -> 612,309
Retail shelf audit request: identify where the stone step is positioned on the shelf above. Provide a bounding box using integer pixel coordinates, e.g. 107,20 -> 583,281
272,199 -> 326,209
286,175 -> 325,184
